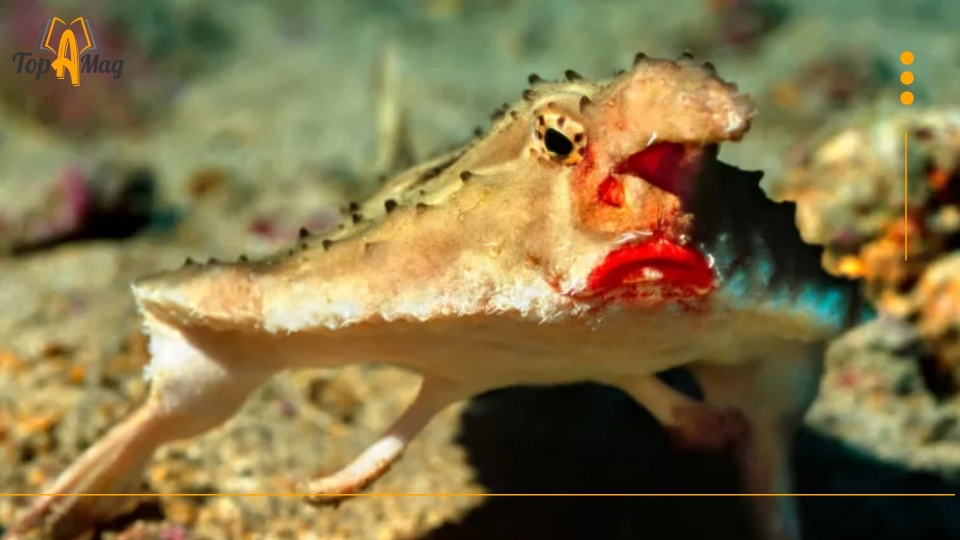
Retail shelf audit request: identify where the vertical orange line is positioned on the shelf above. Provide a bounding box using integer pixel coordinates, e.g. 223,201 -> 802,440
904,131 -> 908,260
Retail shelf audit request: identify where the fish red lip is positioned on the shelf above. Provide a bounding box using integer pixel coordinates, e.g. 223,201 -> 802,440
585,237 -> 715,298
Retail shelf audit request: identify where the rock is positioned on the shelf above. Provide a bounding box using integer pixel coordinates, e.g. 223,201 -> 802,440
3,163 -> 161,254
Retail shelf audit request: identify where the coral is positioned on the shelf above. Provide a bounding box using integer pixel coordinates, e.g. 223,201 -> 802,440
911,253 -> 960,393
772,106 -> 960,389
0,163 -> 160,254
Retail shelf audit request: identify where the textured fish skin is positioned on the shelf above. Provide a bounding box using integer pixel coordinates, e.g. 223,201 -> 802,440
6,55 -> 865,540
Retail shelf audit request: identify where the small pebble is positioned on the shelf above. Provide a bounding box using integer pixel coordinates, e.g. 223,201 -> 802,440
67,364 -> 86,385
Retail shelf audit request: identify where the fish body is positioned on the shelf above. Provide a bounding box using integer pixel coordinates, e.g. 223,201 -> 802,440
7,55 -> 865,540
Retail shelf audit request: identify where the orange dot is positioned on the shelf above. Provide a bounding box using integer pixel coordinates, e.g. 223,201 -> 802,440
901,91 -> 914,105
900,51 -> 914,65
901,71 -> 914,84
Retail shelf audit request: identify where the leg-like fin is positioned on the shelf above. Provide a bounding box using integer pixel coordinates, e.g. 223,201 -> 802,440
302,376 -> 465,505
7,404 -> 169,540
621,375 -> 750,453
5,316 -> 272,540
692,345 -> 823,540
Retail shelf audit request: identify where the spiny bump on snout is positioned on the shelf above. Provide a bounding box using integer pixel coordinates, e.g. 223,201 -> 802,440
460,170 -> 473,182
384,199 -> 398,213
522,89 -> 536,101
299,227 -> 311,239
633,52 -> 647,66
489,102 -> 514,121
579,95 -> 592,113
527,73 -> 542,85
322,239 -> 334,250
564,69 -> 582,82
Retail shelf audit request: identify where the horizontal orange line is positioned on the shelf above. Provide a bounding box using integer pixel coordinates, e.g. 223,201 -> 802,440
0,493 -> 954,497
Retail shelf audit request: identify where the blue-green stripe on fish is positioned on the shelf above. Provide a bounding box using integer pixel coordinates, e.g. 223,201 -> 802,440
685,146 -> 872,330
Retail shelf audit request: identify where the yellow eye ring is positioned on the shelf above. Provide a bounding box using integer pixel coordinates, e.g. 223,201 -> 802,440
534,109 -> 586,165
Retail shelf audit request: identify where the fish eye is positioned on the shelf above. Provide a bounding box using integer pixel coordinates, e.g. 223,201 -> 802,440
534,109 -> 586,165
544,128 -> 574,157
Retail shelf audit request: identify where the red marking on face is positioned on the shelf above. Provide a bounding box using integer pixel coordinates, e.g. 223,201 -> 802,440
571,142 -> 693,237
576,143 -> 599,177
615,142 -> 693,198
596,176 -> 625,207
585,236 -> 714,300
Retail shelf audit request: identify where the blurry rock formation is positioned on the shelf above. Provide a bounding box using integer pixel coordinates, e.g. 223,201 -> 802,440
772,107 -> 960,393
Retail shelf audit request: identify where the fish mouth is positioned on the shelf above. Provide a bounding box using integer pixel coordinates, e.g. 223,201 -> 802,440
578,141 -> 717,301
584,236 -> 715,300
617,142 -> 704,197
592,142 -> 706,211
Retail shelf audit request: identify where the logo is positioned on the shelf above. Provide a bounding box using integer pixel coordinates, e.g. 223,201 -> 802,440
11,17 -> 123,85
